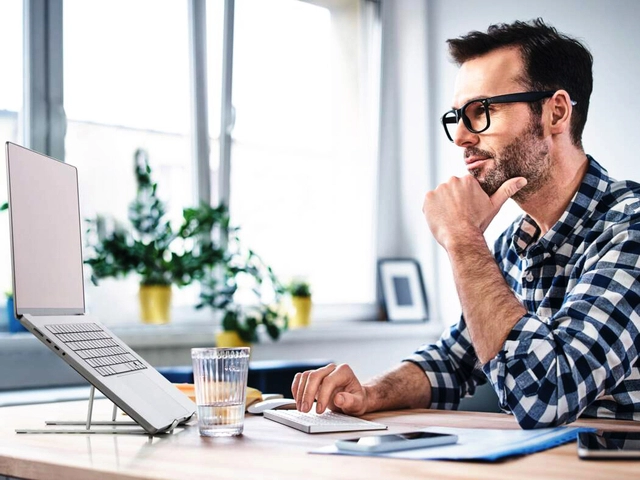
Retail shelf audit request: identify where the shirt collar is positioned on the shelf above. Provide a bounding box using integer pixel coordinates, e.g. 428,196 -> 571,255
513,156 -> 609,256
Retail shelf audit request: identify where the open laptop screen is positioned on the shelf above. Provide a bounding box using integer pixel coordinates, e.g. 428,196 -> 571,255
6,142 -> 85,315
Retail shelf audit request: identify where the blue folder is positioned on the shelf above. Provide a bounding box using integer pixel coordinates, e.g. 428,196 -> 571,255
313,426 -> 595,462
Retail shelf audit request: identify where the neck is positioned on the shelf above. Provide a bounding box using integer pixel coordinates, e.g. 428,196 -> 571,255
517,149 -> 589,236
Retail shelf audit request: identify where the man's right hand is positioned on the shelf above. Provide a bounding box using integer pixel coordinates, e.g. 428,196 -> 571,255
291,363 -> 368,415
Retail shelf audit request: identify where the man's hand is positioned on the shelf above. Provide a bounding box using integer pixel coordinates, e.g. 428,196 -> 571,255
422,175 -> 527,248
291,363 -> 368,415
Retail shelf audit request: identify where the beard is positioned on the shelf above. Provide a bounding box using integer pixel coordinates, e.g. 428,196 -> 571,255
466,117 -> 550,202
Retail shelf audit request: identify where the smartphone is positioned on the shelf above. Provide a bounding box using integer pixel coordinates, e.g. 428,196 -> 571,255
335,431 -> 458,453
577,431 -> 640,459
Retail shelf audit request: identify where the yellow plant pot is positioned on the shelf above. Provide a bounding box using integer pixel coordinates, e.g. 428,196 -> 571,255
139,284 -> 172,324
215,330 -> 252,348
290,296 -> 312,328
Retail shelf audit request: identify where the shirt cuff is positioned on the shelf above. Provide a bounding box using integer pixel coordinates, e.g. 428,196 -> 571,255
482,313 -> 554,408
403,349 -> 461,411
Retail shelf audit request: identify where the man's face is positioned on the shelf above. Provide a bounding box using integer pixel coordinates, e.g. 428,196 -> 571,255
450,47 -> 551,201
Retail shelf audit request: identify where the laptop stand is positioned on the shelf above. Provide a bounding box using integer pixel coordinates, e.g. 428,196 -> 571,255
15,385 -> 179,435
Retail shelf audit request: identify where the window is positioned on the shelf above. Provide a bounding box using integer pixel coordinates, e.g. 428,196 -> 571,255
0,0 -> 23,296
3,0 -> 381,328
224,0 -> 380,305
64,0 -> 194,323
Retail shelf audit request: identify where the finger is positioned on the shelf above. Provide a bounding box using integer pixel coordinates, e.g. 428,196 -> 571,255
291,372 -> 302,400
333,392 -> 364,415
490,177 -> 527,209
315,364 -> 357,414
300,363 -> 337,412
295,370 -> 311,411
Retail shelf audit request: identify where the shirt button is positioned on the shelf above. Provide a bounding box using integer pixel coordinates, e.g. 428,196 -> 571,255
525,272 -> 534,282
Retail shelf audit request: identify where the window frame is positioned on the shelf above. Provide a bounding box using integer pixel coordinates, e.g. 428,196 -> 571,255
24,0 -> 382,321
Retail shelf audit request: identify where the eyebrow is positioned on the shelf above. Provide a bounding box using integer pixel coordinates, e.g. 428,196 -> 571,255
451,95 -> 487,109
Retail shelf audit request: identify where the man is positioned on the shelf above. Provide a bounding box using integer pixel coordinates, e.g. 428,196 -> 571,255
292,19 -> 640,429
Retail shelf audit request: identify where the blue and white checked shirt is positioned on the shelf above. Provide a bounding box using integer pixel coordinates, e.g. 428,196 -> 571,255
406,156 -> 640,428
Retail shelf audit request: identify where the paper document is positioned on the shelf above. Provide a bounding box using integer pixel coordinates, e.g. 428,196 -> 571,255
313,426 -> 594,461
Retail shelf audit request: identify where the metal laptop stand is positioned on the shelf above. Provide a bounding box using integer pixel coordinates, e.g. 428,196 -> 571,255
15,386 -> 179,435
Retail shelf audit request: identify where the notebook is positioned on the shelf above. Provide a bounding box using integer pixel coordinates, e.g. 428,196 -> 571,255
5,142 -> 196,434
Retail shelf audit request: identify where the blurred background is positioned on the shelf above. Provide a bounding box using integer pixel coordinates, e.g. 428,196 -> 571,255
0,0 -> 638,408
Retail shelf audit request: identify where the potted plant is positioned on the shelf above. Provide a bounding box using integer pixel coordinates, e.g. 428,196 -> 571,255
84,149 -> 288,343
0,203 -> 23,333
197,234 -> 289,346
84,149 -> 227,323
288,279 -> 312,328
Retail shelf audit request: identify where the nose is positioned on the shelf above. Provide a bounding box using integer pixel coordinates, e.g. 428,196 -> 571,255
453,120 -> 479,148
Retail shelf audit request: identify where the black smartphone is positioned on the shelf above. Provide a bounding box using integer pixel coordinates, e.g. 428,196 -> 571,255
335,431 -> 458,453
577,431 -> 640,459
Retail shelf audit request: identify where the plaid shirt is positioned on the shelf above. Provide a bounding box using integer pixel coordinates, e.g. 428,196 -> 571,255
406,156 -> 640,428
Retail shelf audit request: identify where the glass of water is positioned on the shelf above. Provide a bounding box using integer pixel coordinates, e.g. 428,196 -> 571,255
191,347 -> 250,436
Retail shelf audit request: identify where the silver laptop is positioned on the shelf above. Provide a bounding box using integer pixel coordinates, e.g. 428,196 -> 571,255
5,142 -> 195,434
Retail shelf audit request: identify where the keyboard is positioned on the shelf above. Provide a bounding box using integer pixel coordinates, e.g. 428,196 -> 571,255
263,409 -> 388,434
45,323 -> 147,377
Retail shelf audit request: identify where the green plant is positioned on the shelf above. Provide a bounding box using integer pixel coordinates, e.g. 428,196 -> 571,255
85,149 -> 287,342
288,279 -> 311,297
85,149 -> 227,286
197,237 -> 288,343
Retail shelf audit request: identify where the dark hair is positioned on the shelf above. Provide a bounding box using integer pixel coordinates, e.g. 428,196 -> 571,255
447,18 -> 593,149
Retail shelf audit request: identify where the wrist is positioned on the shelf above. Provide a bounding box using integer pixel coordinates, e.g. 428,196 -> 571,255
361,384 -> 376,413
442,228 -> 486,254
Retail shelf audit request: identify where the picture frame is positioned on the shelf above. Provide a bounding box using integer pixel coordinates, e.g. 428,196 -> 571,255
377,258 -> 428,322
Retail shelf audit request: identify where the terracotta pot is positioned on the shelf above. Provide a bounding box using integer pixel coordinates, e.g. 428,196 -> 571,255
139,284 -> 172,324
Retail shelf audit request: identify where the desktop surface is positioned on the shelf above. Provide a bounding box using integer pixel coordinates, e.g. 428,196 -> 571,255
1,400 -> 639,480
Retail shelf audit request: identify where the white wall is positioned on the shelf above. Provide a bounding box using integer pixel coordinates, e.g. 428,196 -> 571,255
386,0 -> 640,328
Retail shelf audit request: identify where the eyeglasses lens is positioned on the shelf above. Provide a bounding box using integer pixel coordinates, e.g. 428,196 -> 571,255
464,101 -> 489,133
443,100 -> 489,140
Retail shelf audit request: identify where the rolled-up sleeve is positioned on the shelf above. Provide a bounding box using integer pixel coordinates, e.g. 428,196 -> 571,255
404,319 -> 487,410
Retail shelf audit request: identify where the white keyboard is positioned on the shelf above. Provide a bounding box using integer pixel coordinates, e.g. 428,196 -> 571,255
263,409 -> 388,434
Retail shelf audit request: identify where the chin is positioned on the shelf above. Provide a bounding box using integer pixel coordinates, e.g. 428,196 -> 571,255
469,168 -> 485,181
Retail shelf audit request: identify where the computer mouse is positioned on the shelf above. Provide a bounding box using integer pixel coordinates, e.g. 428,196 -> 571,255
247,398 -> 297,414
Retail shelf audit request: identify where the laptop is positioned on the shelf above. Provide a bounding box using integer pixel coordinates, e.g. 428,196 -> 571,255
5,142 -> 196,434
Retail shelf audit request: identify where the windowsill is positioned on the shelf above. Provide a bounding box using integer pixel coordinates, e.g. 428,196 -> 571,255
0,318 -> 443,349
120,318 -> 442,347
0,318 -> 444,397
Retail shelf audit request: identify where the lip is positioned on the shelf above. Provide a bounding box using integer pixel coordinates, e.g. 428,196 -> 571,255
465,156 -> 491,170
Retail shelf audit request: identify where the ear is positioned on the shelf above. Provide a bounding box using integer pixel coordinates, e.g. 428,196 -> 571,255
545,90 -> 572,136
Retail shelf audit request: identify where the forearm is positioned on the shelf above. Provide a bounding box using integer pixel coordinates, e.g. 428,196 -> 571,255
446,231 -> 526,364
363,362 -> 432,412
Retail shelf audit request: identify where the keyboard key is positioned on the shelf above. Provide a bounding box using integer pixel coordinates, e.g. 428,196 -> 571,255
46,323 -> 147,377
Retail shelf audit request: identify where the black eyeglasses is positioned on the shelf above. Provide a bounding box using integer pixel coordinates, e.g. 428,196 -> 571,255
441,91 -> 560,142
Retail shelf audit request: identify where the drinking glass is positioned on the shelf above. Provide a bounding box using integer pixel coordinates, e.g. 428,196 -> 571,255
191,347 -> 250,436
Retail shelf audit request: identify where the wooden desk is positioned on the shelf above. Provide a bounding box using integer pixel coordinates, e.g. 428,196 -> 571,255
1,400 -> 639,479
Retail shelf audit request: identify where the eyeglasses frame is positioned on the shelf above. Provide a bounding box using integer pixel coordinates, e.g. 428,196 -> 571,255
441,90 -> 568,142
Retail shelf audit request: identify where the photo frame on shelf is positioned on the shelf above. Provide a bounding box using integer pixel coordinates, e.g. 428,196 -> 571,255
377,258 -> 428,322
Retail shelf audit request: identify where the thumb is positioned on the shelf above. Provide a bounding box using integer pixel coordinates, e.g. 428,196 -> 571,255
490,177 -> 527,209
334,392 -> 360,413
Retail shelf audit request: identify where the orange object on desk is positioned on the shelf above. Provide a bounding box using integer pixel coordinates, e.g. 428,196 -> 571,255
174,384 -> 263,409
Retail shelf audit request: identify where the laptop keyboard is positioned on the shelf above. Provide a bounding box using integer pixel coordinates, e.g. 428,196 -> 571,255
263,409 -> 388,434
45,323 -> 147,377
